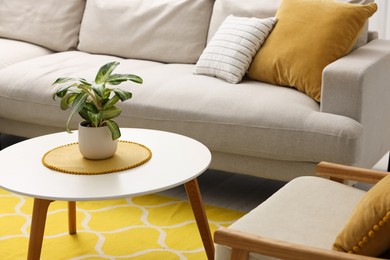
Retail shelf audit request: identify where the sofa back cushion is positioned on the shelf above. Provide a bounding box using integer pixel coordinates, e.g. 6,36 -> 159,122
207,0 -> 373,48
0,0 -> 85,51
78,0 -> 214,64
207,0 -> 281,43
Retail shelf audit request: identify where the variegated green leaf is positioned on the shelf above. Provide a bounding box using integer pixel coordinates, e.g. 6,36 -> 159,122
103,88 -> 112,99
105,120 -> 121,140
87,111 -> 102,127
78,102 -> 98,120
103,96 -> 120,109
79,79 -> 92,86
101,107 -> 122,120
107,74 -> 143,85
52,77 -> 88,85
77,83 -> 93,92
65,93 -> 88,133
92,83 -> 106,98
60,93 -> 77,110
113,88 -> 132,101
95,61 -> 119,84
78,108 -> 89,121
84,102 -> 99,113
52,83 -> 79,100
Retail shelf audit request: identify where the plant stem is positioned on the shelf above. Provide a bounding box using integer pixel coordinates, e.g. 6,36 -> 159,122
79,85 -> 102,110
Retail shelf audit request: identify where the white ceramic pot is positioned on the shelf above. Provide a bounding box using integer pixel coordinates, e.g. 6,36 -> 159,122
78,122 -> 118,160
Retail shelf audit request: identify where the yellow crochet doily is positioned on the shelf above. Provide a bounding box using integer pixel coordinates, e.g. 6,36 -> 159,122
42,141 -> 152,175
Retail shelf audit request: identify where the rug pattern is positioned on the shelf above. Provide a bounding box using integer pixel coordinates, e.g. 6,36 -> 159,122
0,188 -> 244,259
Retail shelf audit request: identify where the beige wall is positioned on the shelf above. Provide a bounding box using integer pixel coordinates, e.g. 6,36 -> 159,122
369,0 -> 390,39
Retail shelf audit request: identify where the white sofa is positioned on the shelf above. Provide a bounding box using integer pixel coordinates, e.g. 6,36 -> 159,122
0,0 -> 389,182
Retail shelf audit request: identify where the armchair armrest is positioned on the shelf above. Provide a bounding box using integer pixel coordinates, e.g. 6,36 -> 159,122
316,161 -> 388,184
214,227 -> 382,260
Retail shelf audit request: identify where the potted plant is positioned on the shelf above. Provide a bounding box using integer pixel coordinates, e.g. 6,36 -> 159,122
52,61 -> 143,159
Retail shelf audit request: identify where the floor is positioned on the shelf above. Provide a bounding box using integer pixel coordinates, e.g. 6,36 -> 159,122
1,134 -> 388,213
161,152 -> 390,212
160,169 -> 286,212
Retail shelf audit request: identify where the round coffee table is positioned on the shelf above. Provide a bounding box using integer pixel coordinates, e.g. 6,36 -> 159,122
0,128 -> 214,260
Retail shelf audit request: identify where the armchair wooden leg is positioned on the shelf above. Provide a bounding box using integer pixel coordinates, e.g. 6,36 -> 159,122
231,249 -> 249,260
387,152 -> 390,172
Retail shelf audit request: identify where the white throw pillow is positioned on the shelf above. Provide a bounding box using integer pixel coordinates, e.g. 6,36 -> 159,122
194,16 -> 277,84
77,0 -> 214,64
0,0 -> 85,51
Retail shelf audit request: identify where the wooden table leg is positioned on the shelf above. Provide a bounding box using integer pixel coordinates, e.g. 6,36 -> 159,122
184,178 -> 215,260
27,198 -> 53,260
68,201 -> 77,235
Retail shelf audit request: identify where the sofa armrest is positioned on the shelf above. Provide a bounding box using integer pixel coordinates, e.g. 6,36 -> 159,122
214,227 -> 381,260
316,161 -> 388,184
321,39 -> 390,122
320,39 -> 390,167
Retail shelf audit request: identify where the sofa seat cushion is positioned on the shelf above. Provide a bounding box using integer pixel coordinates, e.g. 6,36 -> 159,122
215,176 -> 366,259
0,38 -> 53,69
0,51 -> 362,165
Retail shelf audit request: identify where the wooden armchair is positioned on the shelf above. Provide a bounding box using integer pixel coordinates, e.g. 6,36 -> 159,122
214,162 -> 389,260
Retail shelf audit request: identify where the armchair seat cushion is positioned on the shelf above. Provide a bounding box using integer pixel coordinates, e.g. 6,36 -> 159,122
215,176 -> 366,259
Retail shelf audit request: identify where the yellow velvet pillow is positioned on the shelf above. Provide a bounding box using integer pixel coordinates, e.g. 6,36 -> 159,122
333,174 -> 390,256
247,0 -> 377,102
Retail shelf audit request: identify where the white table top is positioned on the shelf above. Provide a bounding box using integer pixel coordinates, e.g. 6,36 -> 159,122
0,128 -> 211,201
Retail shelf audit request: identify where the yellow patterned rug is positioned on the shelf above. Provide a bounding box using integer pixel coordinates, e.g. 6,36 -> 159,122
0,188 -> 244,259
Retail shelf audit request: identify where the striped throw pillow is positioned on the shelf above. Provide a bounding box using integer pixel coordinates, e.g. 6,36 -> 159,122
194,15 -> 277,84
